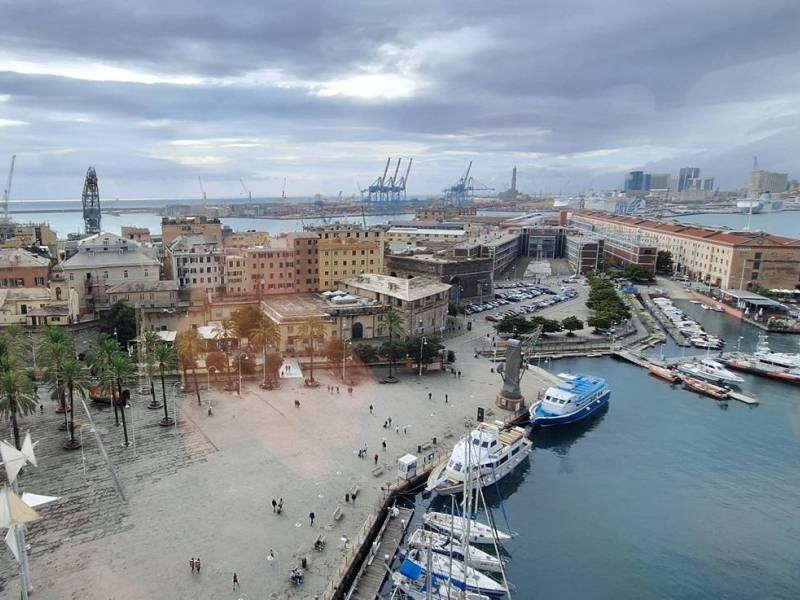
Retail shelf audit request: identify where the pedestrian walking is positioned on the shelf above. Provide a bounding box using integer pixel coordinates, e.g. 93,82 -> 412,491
395,425 -> 400,435
190,557 -> 195,573
345,492 -> 350,503
428,392 -> 432,400
382,439 -> 387,451
445,394 -> 448,404
374,453 -> 379,465
348,386 -> 352,395
336,386 -> 340,394
278,498 -> 284,513
388,417 -> 392,426
383,420 -> 388,428
403,425 -> 408,435
268,548 -> 275,562
272,498 -> 277,513
309,511 -> 315,526
294,399 -> 300,408
369,404 -> 373,414
233,572 -> 239,590
195,557 -> 201,574
39,404 -> 44,414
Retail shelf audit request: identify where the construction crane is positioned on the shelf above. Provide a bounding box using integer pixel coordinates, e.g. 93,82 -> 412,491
239,178 -> 252,201
336,191 -> 343,202
1,155 -> 15,223
198,176 -> 207,201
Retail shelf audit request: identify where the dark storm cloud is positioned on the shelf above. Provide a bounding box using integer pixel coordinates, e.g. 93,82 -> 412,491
1,0 -> 799,199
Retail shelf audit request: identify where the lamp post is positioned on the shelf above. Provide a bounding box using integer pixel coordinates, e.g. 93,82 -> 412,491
238,352 -> 248,395
341,338 -> 351,382
418,336 -> 427,377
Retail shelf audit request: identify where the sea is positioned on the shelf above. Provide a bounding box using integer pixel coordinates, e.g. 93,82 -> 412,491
395,305 -> 800,599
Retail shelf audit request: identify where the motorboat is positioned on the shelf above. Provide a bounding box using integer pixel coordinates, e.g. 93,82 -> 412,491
422,512 -> 512,545
691,336 -> 723,349
726,355 -> 800,385
682,375 -> 730,400
678,359 -> 744,386
407,529 -> 504,573
395,550 -> 509,598
425,423 -> 531,495
712,304 -> 725,312
754,335 -> 800,370
529,373 -> 610,427
649,365 -> 680,383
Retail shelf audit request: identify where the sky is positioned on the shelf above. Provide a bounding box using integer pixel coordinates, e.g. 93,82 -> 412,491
1,0 -> 799,201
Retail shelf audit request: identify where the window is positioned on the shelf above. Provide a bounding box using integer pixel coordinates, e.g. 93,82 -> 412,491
124,270 -> 129,278
69,273 -> 74,281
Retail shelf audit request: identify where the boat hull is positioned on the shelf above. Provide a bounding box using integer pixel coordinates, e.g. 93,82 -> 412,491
531,390 -> 610,427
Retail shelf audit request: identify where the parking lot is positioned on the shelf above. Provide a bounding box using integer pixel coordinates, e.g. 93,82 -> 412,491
464,277 -> 584,323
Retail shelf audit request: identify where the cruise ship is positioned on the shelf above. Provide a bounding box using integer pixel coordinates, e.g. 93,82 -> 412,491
530,373 -> 610,427
737,192 -> 784,214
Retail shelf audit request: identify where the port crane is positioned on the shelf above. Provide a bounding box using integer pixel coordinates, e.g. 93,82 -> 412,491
1,155 -> 15,222
444,161 -> 493,206
362,157 -> 412,202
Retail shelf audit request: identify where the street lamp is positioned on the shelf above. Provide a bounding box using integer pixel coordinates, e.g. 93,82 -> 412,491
418,336 -> 427,377
238,352 -> 248,394
341,338 -> 351,382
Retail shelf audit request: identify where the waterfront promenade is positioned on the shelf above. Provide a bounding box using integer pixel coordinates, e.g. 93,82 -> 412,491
1,327 -> 554,599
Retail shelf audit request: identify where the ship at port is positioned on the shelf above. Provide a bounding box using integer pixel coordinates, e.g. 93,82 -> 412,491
737,192 -> 784,214
530,373 -> 610,427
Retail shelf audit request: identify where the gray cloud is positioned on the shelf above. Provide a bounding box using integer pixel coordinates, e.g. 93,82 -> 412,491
1,0 -> 799,200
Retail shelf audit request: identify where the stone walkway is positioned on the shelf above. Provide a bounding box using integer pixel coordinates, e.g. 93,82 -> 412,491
1,327 -> 554,599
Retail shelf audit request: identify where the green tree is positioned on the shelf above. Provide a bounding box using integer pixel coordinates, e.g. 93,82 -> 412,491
176,328 -> 204,406
105,301 -> 137,350
61,358 -> 88,449
249,315 -> 280,386
231,305 -> 263,340
88,334 -> 123,425
40,326 -> 72,431
265,352 -> 283,383
656,250 -> 674,273
109,352 -> 135,446
530,316 -> 563,334
213,318 -> 238,385
624,265 -> 655,283
324,338 -> 345,365
141,330 -> 163,409
354,344 -> 380,364
298,317 -> 326,382
0,356 -> 36,450
561,315 -> 584,336
153,342 -> 177,426
382,309 -> 405,379
405,335 -> 443,371
495,315 -> 537,335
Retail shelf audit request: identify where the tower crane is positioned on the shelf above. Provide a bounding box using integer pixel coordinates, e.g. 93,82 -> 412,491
239,178 -> 252,201
198,176 -> 207,201
1,155 -> 15,223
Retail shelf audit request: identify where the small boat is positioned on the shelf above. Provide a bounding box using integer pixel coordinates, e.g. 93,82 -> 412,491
426,423 -> 531,495
407,528 -> 504,573
529,373 -> 610,427
397,550 -> 509,598
682,375 -> 730,400
678,359 -> 744,386
649,365 -> 680,383
712,304 -> 724,312
700,304 -> 711,310
689,300 -> 702,304
691,336 -> 723,349
423,512 -> 512,545
754,335 -> 800,370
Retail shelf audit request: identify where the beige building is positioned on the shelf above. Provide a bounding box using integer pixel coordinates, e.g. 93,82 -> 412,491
161,216 -> 223,246
310,223 -> 384,290
106,280 -> 190,332
121,226 -> 152,244
572,210 -> 800,290
289,232 -> 320,293
339,273 -> 450,335
0,287 -> 79,327
2,223 -> 58,249
60,233 -> 161,314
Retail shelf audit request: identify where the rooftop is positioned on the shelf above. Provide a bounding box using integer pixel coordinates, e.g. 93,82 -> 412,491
342,273 -> 450,302
0,248 -> 49,268
721,289 -> 787,308
387,226 -> 466,237
168,234 -> 221,251
106,280 -> 179,294
260,294 -> 330,322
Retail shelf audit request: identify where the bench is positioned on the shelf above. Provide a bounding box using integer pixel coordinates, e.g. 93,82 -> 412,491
443,428 -> 455,439
371,465 -> 384,477
349,484 -> 359,499
420,441 -> 432,452
333,507 -> 344,521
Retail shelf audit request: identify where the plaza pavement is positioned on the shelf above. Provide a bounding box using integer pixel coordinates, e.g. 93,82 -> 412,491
2,324 -> 557,599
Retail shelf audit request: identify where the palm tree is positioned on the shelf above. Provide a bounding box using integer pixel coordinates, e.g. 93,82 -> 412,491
249,315 -> 279,387
298,317 -> 326,383
61,358 -> 88,450
40,327 -> 72,431
153,342 -> 177,426
383,309 -> 405,380
141,331 -> 163,409
176,329 -> 204,406
110,353 -> 135,446
88,334 -> 123,425
213,318 -> 237,386
0,355 -> 37,450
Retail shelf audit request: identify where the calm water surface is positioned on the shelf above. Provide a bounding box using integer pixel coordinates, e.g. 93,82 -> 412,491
399,308 -> 800,599
673,210 -> 800,238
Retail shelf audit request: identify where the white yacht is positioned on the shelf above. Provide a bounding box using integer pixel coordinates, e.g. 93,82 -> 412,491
394,550 -> 507,598
407,528 -> 504,573
737,192 -> 784,214
426,423 -> 531,495
423,512 -> 512,545
754,335 -> 800,369
678,358 -> 744,386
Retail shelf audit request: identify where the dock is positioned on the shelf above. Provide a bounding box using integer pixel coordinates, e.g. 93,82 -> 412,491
345,506 -> 414,600
612,349 -> 761,405
639,291 -> 691,347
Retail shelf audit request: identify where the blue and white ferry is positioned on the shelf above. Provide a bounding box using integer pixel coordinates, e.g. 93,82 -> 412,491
530,373 -> 610,427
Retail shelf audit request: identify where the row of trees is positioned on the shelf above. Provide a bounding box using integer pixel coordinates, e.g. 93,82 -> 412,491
494,314 -> 585,336
585,274 -> 631,331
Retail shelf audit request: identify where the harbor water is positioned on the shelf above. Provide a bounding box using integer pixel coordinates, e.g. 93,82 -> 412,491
673,209 -> 800,238
397,308 -> 800,599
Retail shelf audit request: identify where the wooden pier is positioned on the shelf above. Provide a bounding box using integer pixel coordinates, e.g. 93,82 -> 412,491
639,291 -> 691,347
345,506 -> 414,600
